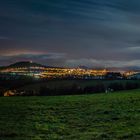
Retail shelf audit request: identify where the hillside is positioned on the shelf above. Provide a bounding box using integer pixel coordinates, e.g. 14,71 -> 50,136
8,61 -> 46,68
0,89 -> 140,139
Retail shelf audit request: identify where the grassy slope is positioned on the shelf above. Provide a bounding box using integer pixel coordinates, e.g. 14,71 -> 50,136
0,90 -> 140,140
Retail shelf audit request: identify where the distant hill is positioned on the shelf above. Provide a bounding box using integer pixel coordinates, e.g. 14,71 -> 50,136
8,61 -> 46,68
1,61 -> 140,71
0,61 -> 64,70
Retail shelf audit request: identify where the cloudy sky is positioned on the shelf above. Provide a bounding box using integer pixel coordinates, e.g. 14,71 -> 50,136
0,0 -> 140,67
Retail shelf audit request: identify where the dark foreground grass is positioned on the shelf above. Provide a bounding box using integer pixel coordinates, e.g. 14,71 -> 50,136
0,90 -> 140,140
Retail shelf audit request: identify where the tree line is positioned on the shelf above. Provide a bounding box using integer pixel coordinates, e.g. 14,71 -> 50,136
0,81 -> 140,96
39,82 -> 140,96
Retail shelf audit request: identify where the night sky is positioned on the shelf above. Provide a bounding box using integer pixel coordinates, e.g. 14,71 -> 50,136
0,0 -> 140,67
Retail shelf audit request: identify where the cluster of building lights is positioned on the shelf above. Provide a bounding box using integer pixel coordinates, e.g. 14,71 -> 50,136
0,66 -> 139,79
0,66 -> 109,79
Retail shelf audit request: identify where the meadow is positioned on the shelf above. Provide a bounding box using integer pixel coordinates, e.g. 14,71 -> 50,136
0,89 -> 140,139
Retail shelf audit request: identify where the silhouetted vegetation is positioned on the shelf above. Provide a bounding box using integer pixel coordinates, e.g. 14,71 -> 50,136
37,81 -> 140,96
1,79 -> 140,96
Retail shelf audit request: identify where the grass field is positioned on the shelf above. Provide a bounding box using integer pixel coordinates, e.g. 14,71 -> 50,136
0,90 -> 140,140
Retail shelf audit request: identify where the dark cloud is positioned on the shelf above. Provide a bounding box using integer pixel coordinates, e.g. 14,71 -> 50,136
0,0 -> 140,67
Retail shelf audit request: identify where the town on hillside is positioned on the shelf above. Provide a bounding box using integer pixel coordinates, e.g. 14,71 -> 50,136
0,61 -> 140,80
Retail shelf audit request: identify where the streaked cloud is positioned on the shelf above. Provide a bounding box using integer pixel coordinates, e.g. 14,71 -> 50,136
66,58 -> 140,68
0,0 -> 140,67
126,46 -> 140,52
